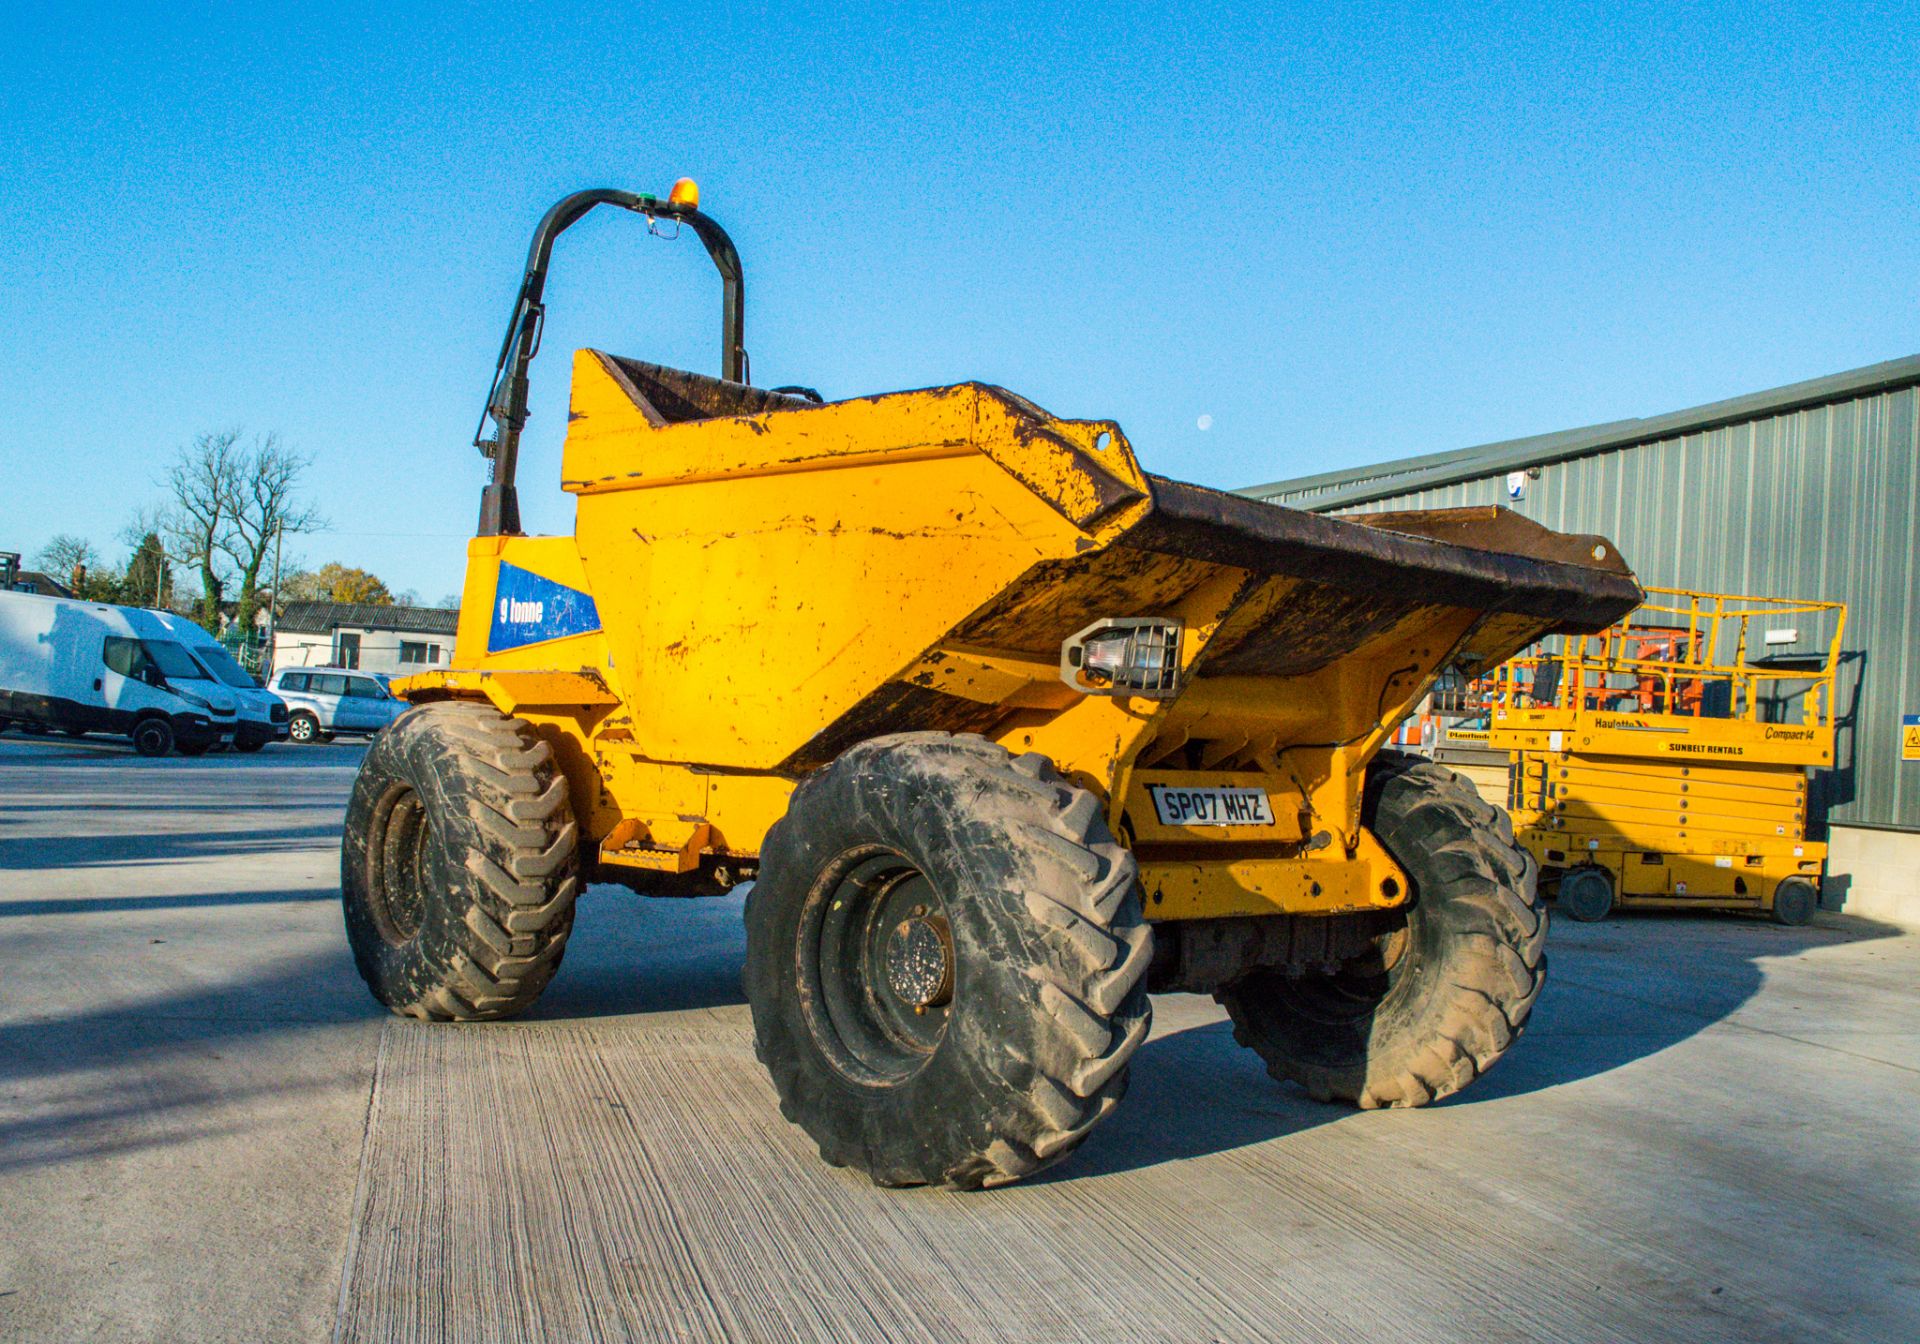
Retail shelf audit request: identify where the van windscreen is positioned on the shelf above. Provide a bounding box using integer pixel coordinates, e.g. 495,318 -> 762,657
143,640 -> 208,680
191,643 -> 261,689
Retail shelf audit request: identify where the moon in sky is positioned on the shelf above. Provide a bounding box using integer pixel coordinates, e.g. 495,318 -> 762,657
1197,414 -> 1213,431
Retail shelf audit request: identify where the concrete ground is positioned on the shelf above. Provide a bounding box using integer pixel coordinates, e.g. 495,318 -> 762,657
1,736 -> 1916,1343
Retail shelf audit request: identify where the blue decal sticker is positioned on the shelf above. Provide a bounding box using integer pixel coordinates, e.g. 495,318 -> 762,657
487,563 -> 602,652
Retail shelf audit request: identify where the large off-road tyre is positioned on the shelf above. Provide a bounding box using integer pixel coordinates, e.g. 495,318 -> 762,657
746,733 -> 1153,1189
1220,751 -> 1545,1110
340,701 -> 579,1021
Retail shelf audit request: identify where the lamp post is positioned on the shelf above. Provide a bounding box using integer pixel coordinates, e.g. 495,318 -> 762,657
264,522 -> 284,677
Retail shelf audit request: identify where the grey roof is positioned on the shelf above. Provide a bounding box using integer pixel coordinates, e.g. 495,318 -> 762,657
1242,353 -> 1920,512
276,600 -> 460,636
10,569 -> 77,598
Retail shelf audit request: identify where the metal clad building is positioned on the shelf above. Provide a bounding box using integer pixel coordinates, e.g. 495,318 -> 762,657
1244,357 -> 1920,864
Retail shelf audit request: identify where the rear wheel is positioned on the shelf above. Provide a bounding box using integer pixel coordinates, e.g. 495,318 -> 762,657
1770,875 -> 1818,926
131,718 -> 175,757
1558,866 -> 1615,922
341,702 -> 579,1020
1220,751 -> 1546,1109
288,712 -> 321,744
746,733 -> 1152,1188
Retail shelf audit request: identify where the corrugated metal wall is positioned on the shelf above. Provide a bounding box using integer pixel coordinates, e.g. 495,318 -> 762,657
1326,384 -> 1920,831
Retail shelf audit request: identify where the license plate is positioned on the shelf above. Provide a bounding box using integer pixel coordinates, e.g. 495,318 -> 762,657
1149,786 -> 1274,827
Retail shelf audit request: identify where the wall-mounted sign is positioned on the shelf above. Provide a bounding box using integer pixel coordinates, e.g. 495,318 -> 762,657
1903,714 -> 1920,762
1506,470 -> 1528,501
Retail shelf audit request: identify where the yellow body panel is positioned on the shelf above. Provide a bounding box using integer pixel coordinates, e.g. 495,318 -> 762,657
403,349 -> 1638,920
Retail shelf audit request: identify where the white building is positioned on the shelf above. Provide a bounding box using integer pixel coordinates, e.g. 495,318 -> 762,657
271,601 -> 458,677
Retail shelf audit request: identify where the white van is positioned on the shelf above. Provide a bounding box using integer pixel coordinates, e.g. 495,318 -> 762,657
0,590 -> 243,756
145,610 -> 290,751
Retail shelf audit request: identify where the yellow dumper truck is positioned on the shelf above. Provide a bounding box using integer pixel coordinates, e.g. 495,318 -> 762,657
342,187 -> 1642,1187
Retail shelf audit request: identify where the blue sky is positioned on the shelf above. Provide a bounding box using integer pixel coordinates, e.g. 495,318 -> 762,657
2,2 -> 1914,603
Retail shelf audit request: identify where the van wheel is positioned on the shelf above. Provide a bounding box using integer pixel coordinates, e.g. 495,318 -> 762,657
341,702 -> 579,1021
746,733 -> 1152,1189
1219,751 -> 1545,1110
288,712 -> 320,744
132,718 -> 175,757
234,737 -> 266,754
176,741 -> 212,757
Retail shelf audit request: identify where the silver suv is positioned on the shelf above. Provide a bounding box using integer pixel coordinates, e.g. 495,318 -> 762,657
267,666 -> 406,743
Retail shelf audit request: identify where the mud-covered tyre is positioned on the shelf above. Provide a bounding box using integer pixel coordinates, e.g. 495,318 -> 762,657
1770,876 -> 1818,926
1220,750 -> 1545,1110
746,732 -> 1153,1189
131,717 -> 174,757
340,701 -> 579,1021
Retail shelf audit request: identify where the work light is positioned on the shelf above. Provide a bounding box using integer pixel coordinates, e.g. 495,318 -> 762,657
1060,618 -> 1182,698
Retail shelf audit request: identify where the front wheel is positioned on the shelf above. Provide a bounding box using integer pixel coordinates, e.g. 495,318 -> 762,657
131,718 -> 175,757
340,702 -> 579,1020
746,733 -> 1152,1189
1221,751 -> 1546,1110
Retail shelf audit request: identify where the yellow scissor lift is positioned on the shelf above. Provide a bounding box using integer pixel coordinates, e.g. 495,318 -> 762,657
1486,589 -> 1844,924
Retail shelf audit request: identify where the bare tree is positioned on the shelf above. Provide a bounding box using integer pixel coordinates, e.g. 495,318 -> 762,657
35,534 -> 99,586
154,429 -> 323,633
217,433 -> 324,633
162,430 -> 244,629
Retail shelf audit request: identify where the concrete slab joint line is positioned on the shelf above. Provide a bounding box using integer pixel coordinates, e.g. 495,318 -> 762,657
333,1025 -> 390,1344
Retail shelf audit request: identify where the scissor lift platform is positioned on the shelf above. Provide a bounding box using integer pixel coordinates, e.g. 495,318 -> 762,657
1486,588 -> 1843,924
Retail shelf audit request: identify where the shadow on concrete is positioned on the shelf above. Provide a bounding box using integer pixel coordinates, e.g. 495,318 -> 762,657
505,889 -> 1913,1177
1441,909 -> 1903,1103
0,945 -> 381,1176
0,888 -> 337,917
0,824 -> 345,872
1046,910 -> 1908,1179
530,887 -> 751,1019
1039,1015 -> 1337,1181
